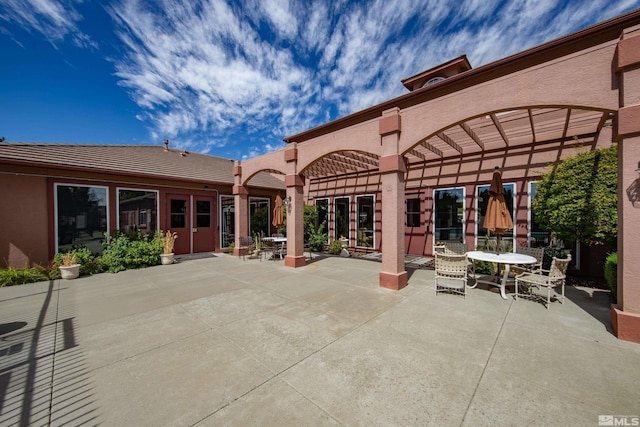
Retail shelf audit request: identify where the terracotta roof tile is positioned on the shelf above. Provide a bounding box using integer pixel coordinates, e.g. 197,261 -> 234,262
0,143 -> 284,189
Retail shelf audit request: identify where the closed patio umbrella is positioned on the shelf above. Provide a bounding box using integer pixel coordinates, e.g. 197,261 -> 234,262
483,167 -> 514,255
272,194 -> 284,227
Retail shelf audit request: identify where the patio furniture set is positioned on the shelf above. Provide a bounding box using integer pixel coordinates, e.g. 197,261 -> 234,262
239,235 -> 287,261
434,242 -> 572,308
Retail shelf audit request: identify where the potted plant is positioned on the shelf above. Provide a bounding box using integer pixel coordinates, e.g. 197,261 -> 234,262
59,252 -> 81,279
160,230 -> 178,265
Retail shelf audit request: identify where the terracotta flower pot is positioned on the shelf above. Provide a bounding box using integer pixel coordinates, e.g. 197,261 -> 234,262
160,253 -> 175,265
59,264 -> 80,280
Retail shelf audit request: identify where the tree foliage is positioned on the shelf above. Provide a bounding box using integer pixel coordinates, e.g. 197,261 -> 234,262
532,145 -> 617,248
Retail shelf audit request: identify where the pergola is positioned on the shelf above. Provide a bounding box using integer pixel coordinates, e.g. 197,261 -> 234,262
235,10 -> 640,343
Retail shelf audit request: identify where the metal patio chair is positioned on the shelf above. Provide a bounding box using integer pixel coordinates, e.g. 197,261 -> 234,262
435,253 -> 469,298
515,254 -> 572,308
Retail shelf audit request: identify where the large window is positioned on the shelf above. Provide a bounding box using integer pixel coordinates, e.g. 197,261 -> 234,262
334,197 -> 350,241
529,182 -> 550,248
249,198 -> 270,236
433,188 -> 464,246
56,184 -> 108,253
476,183 -> 515,251
356,195 -> 374,248
117,188 -> 158,235
220,195 -> 235,248
315,198 -> 329,239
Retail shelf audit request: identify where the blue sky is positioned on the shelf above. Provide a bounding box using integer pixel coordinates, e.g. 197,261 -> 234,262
1,0 -> 639,160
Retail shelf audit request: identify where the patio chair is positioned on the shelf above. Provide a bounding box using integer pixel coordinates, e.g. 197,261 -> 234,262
443,242 -> 468,255
515,254 -> 572,308
435,253 -> 469,298
261,237 -> 277,261
238,236 -> 255,260
511,246 -> 544,276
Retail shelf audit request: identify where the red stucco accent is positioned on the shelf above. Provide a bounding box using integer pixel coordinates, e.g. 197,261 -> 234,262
617,104 -> 640,137
285,146 -> 298,162
617,35 -> 640,70
285,174 -> 304,187
379,114 -> 401,135
285,255 -> 306,267
379,271 -> 408,290
232,185 -> 248,195
611,304 -> 640,344
379,154 -> 407,174
233,164 -> 242,176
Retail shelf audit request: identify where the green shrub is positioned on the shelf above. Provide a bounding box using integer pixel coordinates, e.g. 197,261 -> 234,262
308,232 -> 328,252
604,252 -> 617,302
328,239 -> 343,255
101,231 -> 162,273
542,247 -> 570,271
0,267 -> 49,287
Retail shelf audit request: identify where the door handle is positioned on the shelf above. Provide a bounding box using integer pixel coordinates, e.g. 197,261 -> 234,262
192,228 -> 197,232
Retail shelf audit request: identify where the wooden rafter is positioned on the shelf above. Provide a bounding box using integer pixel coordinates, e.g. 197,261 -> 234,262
460,122 -> 484,150
561,108 -> 572,141
342,151 -> 379,167
408,148 -> 428,161
418,140 -> 444,157
437,132 -> 464,153
489,113 -> 510,146
528,108 -> 537,143
329,153 -> 370,170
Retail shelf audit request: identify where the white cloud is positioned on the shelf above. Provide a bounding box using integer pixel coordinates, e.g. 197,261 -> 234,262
0,0 -> 95,48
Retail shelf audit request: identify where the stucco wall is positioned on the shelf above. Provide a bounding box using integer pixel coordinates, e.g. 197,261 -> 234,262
0,174 -> 49,268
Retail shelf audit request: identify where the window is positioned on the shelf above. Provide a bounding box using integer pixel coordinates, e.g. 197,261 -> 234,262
56,184 -> 108,253
356,195 -> 374,248
196,200 -> 211,228
406,198 -> 421,228
433,188 -> 464,246
476,183 -> 515,251
117,188 -> 158,234
529,182 -> 550,248
170,199 -> 187,228
316,198 -> 329,239
334,197 -> 350,240
220,196 -> 235,248
249,198 -> 270,236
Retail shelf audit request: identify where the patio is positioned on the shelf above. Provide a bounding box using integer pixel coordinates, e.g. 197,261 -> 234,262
0,254 -> 638,426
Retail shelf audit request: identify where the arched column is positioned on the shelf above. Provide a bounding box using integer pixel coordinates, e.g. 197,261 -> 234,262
379,108 -> 408,290
284,143 -> 306,268
612,27 -> 640,343
232,161 -> 249,257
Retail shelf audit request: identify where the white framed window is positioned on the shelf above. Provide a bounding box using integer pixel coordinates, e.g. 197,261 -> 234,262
356,194 -> 375,248
54,183 -> 109,254
220,195 -> 235,248
116,187 -> 159,235
334,196 -> 350,242
528,181 -> 550,248
249,197 -> 270,236
433,187 -> 465,250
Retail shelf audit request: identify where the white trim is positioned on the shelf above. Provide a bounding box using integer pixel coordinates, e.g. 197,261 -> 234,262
190,195 -> 194,254
315,197 -> 330,242
115,187 -> 160,234
333,196 -> 351,242
355,194 -> 375,249
219,194 -> 234,248
54,182 -> 109,254
432,186 -> 465,252
249,197 -> 270,235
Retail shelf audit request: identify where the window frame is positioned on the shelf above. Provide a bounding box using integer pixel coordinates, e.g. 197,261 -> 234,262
116,187 -> 160,235
355,194 -> 375,249
432,186 -> 465,251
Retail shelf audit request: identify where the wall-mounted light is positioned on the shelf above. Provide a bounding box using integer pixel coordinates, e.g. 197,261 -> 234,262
282,196 -> 292,207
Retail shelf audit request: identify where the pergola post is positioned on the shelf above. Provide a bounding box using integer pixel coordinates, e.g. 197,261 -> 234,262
379,108 -> 408,290
612,28 -> 640,343
284,174 -> 306,267
232,161 -> 249,257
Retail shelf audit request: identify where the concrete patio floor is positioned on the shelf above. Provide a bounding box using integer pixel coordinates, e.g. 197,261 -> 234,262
0,253 -> 639,426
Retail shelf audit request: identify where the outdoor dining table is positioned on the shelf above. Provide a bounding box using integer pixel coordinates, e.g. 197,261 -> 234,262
465,251 -> 537,300
262,236 -> 287,259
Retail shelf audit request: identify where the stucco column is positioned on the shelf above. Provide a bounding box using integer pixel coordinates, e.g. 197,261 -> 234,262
378,108 -> 408,290
284,174 -> 306,267
232,161 -> 249,257
612,29 -> 640,343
